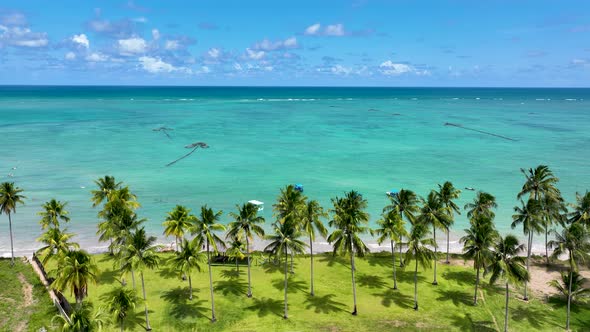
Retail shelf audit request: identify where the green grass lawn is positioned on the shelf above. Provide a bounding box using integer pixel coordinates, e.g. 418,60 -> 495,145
49,252 -> 589,331
0,258 -> 56,332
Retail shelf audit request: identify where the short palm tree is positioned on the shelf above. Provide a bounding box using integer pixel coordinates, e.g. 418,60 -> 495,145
265,220 -> 306,319
53,249 -> 99,307
170,237 -> 205,300
120,228 -> 160,331
193,205 -> 226,323
225,235 -> 246,272
383,189 -> 419,266
91,175 -> 122,207
96,187 -> 140,255
549,222 -> 590,330
460,215 -> 498,305
489,235 -> 529,332
375,209 -> 407,290
404,221 -> 435,310
163,205 -> 196,251
37,226 -> 79,264
548,271 -> 590,303
104,287 -> 139,332
301,199 -> 328,296
540,194 -> 566,264
38,199 -> 70,229
52,301 -> 106,332
464,191 -> 497,220
437,181 -> 461,263
327,190 -> 370,315
511,198 -> 543,300
568,191 -> 590,225
0,182 -> 25,266
418,191 -> 451,285
517,165 -> 560,203
227,202 -> 265,297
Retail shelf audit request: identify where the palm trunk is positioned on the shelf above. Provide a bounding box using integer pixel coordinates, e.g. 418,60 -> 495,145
474,265 -> 480,305
8,213 -> 14,266
524,232 -> 532,300
433,226 -> 438,285
189,274 -> 193,300
504,282 -> 509,332
131,269 -> 136,289
446,228 -> 450,264
283,246 -> 288,319
141,272 -> 151,331
175,236 -> 179,252
310,236 -> 315,296
391,240 -> 397,290
246,237 -> 253,298
544,225 -> 549,265
566,262 -> 573,330
120,321 -> 124,332
207,240 -> 217,322
290,251 -> 294,274
351,253 -> 358,315
399,240 -> 404,267
414,255 -> 418,310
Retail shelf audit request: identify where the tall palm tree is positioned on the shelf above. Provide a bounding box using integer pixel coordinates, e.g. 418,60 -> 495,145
548,271 -> 590,303
97,186 -> 140,255
549,222 -> 590,330
568,191 -> 590,225
91,175 -> 122,207
37,226 -> 79,264
383,189 -> 419,267
0,182 -> 25,266
170,238 -> 205,300
460,215 -> 498,305
104,287 -> 139,332
300,199 -> 328,296
418,191 -> 451,285
404,221 -> 435,310
517,165 -> 561,203
274,185 -> 307,273
375,209 -> 407,290
437,181 -> 461,264
52,301 -> 106,332
38,199 -> 70,229
120,228 -> 160,331
265,220 -> 307,319
228,202 -> 265,298
464,191 -> 498,220
53,249 -> 99,307
540,194 -> 566,264
511,198 -> 543,300
193,205 -> 226,323
489,235 -> 529,332
327,190 -> 370,315
163,205 -> 196,251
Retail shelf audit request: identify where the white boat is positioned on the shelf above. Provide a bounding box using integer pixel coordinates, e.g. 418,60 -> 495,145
248,200 -> 264,211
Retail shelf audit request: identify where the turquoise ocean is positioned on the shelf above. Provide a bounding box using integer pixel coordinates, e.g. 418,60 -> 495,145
1,86 -> 589,256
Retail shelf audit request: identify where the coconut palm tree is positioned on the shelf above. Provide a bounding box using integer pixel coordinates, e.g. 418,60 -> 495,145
91,175 -> 122,207
300,199 -> 328,296
104,287 -> 139,332
540,194 -> 566,264
38,199 -> 70,229
383,189 -> 419,266
517,165 -> 561,203
264,220 -> 306,319
327,190 -> 370,315
170,237 -> 205,300
488,234 -> 529,332
437,181 -> 461,263
0,182 -> 25,266
404,221 -> 435,310
163,205 -> 196,251
418,191 -> 451,285
568,191 -> 590,225
548,271 -> 590,303
464,191 -> 498,220
225,235 -> 246,272
193,205 -> 226,323
120,228 -> 160,331
375,209 -> 407,290
37,226 -> 79,264
227,202 -> 265,297
460,215 -> 498,305
97,186 -> 140,256
53,249 -> 99,307
549,222 -> 590,330
273,184 -> 307,225
511,198 -> 543,301
52,301 -> 106,332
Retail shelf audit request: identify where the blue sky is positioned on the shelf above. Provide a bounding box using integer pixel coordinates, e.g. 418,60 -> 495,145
0,0 -> 589,86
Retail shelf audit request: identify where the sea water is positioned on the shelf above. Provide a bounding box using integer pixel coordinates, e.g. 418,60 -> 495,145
1,86 -> 589,256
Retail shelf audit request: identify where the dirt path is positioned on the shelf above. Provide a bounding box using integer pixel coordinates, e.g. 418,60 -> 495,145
15,272 -> 33,332
479,289 -> 500,332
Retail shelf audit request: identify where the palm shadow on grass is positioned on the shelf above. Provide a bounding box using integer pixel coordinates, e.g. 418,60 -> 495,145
450,313 -> 497,332
98,269 -> 120,285
442,270 -> 474,286
220,269 -> 241,279
373,289 -> 413,309
160,287 -> 209,321
317,254 -> 348,269
396,270 -> 427,284
511,304 -> 559,329
156,258 -> 180,279
436,289 -> 472,306
366,253 -> 394,268
271,277 -> 308,294
215,278 -> 248,296
356,274 -> 387,289
303,294 -> 346,313
245,297 -> 283,318
547,296 -> 588,314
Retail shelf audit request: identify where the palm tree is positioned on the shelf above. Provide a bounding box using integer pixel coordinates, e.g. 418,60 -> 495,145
383,189 -> 419,267
568,191 -> 590,225
327,190 -> 370,315
300,199 -> 328,296
228,202 -> 265,297
511,198 -> 543,300
38,199 -> 70,229
375,209 -> 407,290
464,191 -> 498,220
225,235 -> 246,272
0,182 -> 25,266
120,228 -> 160,331
104,287 -> 139,332
52,301 -> 106,332
193,205 -> 226,322
264,220 -> 306,319
37,226 -> 79,264
274,185 -> 307,273
404,221 -> 435,310
97,187 -> 140,255
517,165 -> 560,203
418,191 -> 451,285
540,194 -> 566,264
549,222 -> 590,330
91,175 -> 122,207
53,249 -> 99,307
548,271 -> 590,303
460,215 -> 498,305
170,238 -> 205,300
488,235 -> 529,332
437,181 -> 461,264
163,205 -> 196,251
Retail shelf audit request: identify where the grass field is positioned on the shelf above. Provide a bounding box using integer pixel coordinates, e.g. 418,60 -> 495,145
43,251 -> 590,332
0,258 -> 56,332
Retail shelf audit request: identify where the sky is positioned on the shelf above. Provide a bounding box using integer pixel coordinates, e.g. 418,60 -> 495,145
0,0 -> 589,86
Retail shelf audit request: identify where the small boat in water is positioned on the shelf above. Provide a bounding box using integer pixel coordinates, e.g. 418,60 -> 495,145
464,187 -> 475,191
248,200 -> 264,211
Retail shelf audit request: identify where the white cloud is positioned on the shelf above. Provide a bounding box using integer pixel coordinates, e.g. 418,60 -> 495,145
138,56 -> 192,74
152,29 -> 160,40
233,63 -> 243,71
164,40 -> 179,50
65,52 -> 76,60
86,52 -> 108,62
208,48 -> 220,58
304,23 -> 346,37
246,48 -> 265,60
71,34 -> 89,49
571,58 -> 588,65
198,66 -> 211,74
304,23 -> 321,35
253,37 -> 299,51
331,65 -> 353,75
325,24 -> 345,36
379,61 -> 413,75
133,17 -> 148,23
0,25 -> 48,48
118,37 -> 147,54
0,12 -> 26,26
283,37 -> 297,48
